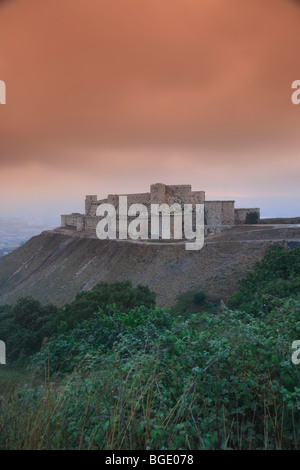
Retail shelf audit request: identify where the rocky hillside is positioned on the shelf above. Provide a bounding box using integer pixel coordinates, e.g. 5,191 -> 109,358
0,225 -> 299,307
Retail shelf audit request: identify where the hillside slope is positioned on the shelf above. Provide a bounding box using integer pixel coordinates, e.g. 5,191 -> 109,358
0,225 -> 299,306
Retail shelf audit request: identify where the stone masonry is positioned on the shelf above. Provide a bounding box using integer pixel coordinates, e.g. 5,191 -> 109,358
61,183 -> 260,237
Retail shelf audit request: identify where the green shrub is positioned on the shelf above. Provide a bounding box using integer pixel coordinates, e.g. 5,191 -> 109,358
193,291 -> 206,305
54,281 -> 156,333
2,248 -> 300,449
0,297 -> 57,360
171,289 -> 217,317
245,212 -> 259,224
227,245 -> 300,315
4,299 -> 300,450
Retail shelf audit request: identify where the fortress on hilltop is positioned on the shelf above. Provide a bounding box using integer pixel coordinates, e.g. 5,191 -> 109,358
61,183 -> 260,237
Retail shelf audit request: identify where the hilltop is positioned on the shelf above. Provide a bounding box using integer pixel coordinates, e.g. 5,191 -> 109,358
0,224 -> 299,307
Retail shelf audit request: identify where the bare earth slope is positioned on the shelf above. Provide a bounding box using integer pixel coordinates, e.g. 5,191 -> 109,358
0,225 -> 299,307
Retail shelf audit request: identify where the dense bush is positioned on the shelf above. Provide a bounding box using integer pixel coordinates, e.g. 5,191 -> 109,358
0,298 -> 57,360
227,245 -> 300,315
1,247 -> 300,449
171,289 -> 217,317
53,280 -> 156,333
0,281 -> 157,361
245,212 -> 259,224
30,305 -> 173,375
2,299 -> 300,450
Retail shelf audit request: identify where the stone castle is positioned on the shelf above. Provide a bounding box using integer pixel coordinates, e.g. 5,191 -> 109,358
61,183 -> 260,236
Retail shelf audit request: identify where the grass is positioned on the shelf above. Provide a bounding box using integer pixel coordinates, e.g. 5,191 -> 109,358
1,350 -> 299,450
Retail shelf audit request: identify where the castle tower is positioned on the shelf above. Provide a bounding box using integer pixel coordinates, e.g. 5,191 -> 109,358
85,195 -> 97,216
150,183 -> 166,204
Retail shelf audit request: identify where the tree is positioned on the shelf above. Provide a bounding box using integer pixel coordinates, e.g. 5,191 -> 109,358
54,281 -> 156,333
245,211 -> 259,224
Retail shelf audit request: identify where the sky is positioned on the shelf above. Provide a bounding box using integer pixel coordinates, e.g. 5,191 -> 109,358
0,0 -> 300,223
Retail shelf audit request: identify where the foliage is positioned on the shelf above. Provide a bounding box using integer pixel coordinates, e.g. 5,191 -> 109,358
171,290 -> 217,317
53,280 -> 156,333
193,291 -> 206,305
1,299 -> 299,450
0,298 -> 57,361
245,212 -> 259,224
227,245 -> 300,315
30,305 -> 173,375
0,247 -> 300,449
0,281 -> 156,362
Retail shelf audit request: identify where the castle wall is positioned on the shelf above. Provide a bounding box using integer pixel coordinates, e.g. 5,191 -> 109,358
191,191 -> 205,205
165,184 -> 191,205
85,195 -> 97,216
89,199 -> 108,216
204,201 -> 235,234
87,184 -> 206,217
150,183 -> 166,204
221,201 -> 235,225
84,216 -> 102,231
204,202 -> 222,234
126,193 -> 151,206
61,214 -> 85,231
62,183 -> 260,237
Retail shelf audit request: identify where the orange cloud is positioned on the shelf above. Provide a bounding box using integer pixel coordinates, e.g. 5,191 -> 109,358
0,0 -> 299,217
